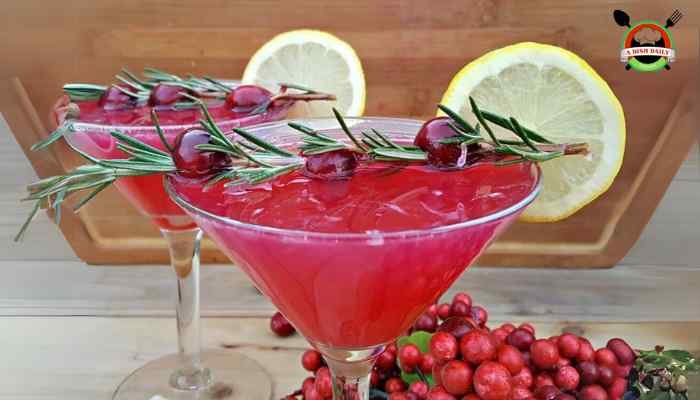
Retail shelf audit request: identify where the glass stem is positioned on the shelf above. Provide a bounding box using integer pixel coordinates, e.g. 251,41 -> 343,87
161,228 -> 213,391
317,344 -> 384,400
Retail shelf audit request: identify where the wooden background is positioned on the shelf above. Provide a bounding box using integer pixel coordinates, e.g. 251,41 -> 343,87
0,1 -> 699,398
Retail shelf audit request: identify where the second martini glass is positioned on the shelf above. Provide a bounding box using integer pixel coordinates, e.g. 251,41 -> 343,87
166,117 -> 543,399
53,94 -> 293,399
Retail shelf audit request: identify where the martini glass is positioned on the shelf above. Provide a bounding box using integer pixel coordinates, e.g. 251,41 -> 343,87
53,94 -> 292,399
165,117 -> 542,399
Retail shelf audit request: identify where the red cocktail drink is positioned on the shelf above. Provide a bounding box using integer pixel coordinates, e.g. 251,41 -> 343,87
55,96 -> 291,230
167,117 -> 541,399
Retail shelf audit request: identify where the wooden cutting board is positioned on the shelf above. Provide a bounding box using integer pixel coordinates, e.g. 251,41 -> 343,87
1,0 -> 698,267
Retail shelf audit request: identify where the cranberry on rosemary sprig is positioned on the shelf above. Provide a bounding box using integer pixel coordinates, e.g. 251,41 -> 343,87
223,82 -> 337,115
284,100 -> 590,181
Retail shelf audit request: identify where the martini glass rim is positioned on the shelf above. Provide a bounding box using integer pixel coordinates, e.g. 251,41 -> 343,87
59,79 -> 287,133
164,116 -> 543,240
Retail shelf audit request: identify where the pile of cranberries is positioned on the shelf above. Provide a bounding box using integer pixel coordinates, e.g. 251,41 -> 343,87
280,291 -> 638,400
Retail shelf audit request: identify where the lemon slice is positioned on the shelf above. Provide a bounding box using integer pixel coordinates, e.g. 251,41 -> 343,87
242,29 -> 366,117
440,42 -> 625,222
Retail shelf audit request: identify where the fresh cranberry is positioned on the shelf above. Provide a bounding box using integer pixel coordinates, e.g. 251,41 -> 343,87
534,373 -> 555,390
414,117 -> 480,168
548,336 -> 560,347
440,360 -> 473,396
370,370 -> 380,387
491,327 -> 510,350
413,312 -> 438,333
606,338 -> 635,365
376,349 -> 397,371
385,377 -> 406,393
303,385 -> 323,400
533,385 -> 560,400
577,338 -> 595,363
554,357 -> 571,369
399,344 -> 422,371
387,343 -> 398,354
301,377 -> 315,394
430,332 -> 459,363
419,353 -> 436,374
512,386 -> 534,400
409,381 -> 429,398
450,301 -> 471,318
462,395 -> 481,400
507,329 -> 535,352
470,306 -> 488,326
148,83 -> 188,106
518,323 -> 535,336
304,149 -> 358,180
432,362 -> 444,387
473,361 -> 512,400
314,367 -> 333,398
173,128 -> 231,178
557,334 -> 580,359
512,367 -> 534,389
427,304 -> 439,318
426,387 -> 456,400
437,317 -> 477,340
555,395 -> 576,400
553,366 -> 579,391
613,364 -> 631,379
225,85 -> 272,111
452,292 -> 473,308
579,384 -> 608,400
497,345 -> 525,375
437,303 -> 451,320
595,348 -> 618,367
578,361 -> 600,385
597,366 -> 615,387
98,85 -> 135,110
301,349 -> 323,372
522,352 -> 533,369
607,377 -> 627,400
460,330 -> 497,364
269,311 -> 295,337
501,323 -> 516,334
530,340 -> 560,370
389,392 -> 413,400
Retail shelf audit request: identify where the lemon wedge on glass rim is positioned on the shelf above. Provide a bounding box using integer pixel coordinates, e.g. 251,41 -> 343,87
440,42 -> 625,222
242,29 -> 366,117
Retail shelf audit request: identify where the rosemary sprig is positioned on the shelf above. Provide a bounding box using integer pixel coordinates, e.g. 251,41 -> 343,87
15,125 -> 176,241
62,84 -> 107,101
181,98 -> 304,187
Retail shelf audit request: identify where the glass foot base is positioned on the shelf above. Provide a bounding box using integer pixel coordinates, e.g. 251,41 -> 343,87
113,350 -> 272,400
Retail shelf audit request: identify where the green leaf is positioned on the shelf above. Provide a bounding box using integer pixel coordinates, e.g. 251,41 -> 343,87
663,350 -> 693,362
396,331 -> 436,387
332,107 -> 367,152
372,148 -> 427,161
400,370 -> 435,387
31,123 -> 72,151
14,200 -> 41,242
232,128 -> 296,158
437,104 -> 475,133
397,331 -> 433,353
